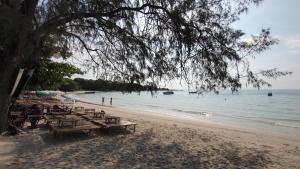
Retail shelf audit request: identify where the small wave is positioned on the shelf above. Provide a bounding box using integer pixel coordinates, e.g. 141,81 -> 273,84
259,117 -> 300,123
272,122 -> 300,129
227,115 -> 300,123
171,108 -> 184,112
147,105 -> 161,108
235,117 -> 300,129
171,109 -> 210,117
205,113 -> 300,129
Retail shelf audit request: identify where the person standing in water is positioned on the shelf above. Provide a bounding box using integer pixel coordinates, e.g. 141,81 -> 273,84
102,97 -> 104,105
110,97 -> 112,105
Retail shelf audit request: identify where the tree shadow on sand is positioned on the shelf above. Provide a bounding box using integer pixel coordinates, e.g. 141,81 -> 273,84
7,129 -> 271,169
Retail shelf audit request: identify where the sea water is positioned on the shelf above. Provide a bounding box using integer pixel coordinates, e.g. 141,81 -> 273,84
66,90 -> 300,136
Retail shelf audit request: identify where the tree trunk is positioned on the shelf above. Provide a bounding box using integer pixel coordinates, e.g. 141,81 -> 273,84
0,61 -> 18,133
0,91 -> 11,133
0,0 -> 40,133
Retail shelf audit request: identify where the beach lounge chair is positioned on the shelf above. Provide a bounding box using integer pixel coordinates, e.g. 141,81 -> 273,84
48,115 -> 101,138
92,119 -> 137,132
47,105 -> 71,116
93,110 -> 105,119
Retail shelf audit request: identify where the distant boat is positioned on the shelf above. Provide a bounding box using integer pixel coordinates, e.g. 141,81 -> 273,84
163,91 -> 174,95
84,91 -> 95,94
268,92 -> 272,96
189,91 -> 197,94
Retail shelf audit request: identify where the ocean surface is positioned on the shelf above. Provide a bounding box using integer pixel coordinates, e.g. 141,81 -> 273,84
66,90 -> 300,136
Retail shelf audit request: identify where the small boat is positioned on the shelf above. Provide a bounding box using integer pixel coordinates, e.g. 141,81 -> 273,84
163,91 -> 174,95
268,92 -> 272,96
84,91 -> 95,94
189,91 -> 197,94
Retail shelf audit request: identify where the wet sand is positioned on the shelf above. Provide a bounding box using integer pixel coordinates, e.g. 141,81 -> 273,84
1,100 -> 300,169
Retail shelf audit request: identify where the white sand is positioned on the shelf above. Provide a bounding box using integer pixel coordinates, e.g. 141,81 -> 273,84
1,99 -> 300,169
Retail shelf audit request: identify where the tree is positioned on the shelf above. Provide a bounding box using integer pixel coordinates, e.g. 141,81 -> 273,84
59,78 -> 80,92
72,78 -> 159,91
0,0 -> 291,132
26,58 -> 82,90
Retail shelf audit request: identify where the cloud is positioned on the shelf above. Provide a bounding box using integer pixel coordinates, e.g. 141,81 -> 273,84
285,37 -> 300,53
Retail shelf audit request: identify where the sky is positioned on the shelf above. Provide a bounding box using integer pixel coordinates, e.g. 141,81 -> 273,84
72,0 -> 300,90
231,0 -> 300,89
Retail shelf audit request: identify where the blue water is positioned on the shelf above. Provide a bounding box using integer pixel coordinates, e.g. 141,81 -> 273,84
66,90 -> 300,136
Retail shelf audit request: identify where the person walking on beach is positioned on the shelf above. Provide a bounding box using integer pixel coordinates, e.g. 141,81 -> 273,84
102,97 -> 104,105
110,97 -> 112,105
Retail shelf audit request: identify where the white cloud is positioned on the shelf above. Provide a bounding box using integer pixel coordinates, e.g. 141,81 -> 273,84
284,36 -> 300,53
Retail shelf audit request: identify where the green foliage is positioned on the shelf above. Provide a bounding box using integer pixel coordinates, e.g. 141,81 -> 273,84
26,58 -> 82,90
0,0 -> 291,93
59,78 -> 80,91
71,78 -> 158,92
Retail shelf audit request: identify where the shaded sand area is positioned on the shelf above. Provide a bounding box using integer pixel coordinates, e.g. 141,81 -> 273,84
1,100 -> 300,169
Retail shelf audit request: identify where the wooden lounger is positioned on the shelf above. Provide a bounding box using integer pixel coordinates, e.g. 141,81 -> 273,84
78,110 -> 105,120
92,120 -> 137,132
49,123 -> 101,138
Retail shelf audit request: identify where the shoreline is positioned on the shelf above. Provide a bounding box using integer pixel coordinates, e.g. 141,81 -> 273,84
64,93 -> 300,140
77,99 -> 300,140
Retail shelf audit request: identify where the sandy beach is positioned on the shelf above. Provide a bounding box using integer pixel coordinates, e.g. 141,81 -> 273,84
1,99 -> 300,169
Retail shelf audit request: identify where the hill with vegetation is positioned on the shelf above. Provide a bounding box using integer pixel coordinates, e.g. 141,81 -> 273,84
25,58 -> 164,92
59,78 -> 164,92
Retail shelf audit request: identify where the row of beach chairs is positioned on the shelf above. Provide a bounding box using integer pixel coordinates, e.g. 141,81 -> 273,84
45,106 -> 137,137
10,104 -> 137,137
